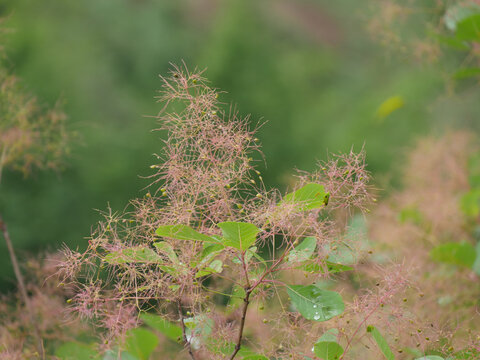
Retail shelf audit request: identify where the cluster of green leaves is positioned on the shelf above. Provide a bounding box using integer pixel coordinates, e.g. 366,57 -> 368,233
54,183 -> 363,359
143,185 -> 345,358
431,152 -> 480,275
441,3 -> 480,79
397,150 -> 480,276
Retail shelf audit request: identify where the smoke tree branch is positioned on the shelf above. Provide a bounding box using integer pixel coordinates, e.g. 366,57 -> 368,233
177,300 -> 197,360
0,214 -> 44,358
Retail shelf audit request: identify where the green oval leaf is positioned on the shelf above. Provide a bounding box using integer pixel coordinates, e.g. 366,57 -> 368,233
156,224 -> 216,242
314,341 -> 344,360
301,261 -> 353,274
454,68 -> 480,79
414,356 -> 444,360
287,285 -> 344,321
102,349 -> 138,360
228,284 -> 247,309
216,343 -> 268,359
376,95 -> 404,120
430,242 -> 476,268
456,14 -> 480,41
218,222 -> 261,250
434,34 -> 470,50
288,237 -> 317,263
323,242 -> 356,265
140,313 -> 182,343
282,183 -> 329,211
125,328 -> 159,360
366,325 -> 395,360
473,241 -> 480,276
233,246 -> 258,265
104,246 -> 161,265
183,314 -> 214,349
153,242 -> 178,263
444,4 -> 480,31
55,342 -> 100,360
195,259 -> 223,278
200,243 -> 224,261
314,327 -> 345,358
460,189 -> 480,217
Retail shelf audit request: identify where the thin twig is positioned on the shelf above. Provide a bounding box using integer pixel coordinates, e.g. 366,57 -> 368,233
227,251 -> 252,360
339,277 -> 405,359
228,239 -> 296,360
0,214 -> 44,358
0,146 -> 7,185
228,288 -> 251,360
0,216 -> 28,307
177,300 -> 196,360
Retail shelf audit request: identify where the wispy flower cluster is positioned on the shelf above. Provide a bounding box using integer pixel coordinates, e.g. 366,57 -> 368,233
300,148 -> 372,212
0,254 -> 86,359
366,131 -> 480,357
0,68 -> 69,180
367,0 -> 480,69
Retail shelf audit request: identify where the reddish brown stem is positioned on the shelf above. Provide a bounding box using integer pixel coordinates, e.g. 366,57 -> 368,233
177,300 -> 196,360
227,250 -> 253,360
0,214 -> 44,358
228,239 -> 296,360
0,215 -> 29,307
228,289 -> 251,360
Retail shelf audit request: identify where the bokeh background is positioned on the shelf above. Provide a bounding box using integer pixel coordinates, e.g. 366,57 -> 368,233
1,0 -> 480,290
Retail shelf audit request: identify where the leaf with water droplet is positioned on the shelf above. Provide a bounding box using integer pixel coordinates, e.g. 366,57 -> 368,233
287,285 -> 344,321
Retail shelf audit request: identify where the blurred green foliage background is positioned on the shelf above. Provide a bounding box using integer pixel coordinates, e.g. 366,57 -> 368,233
1,0 -> 479,290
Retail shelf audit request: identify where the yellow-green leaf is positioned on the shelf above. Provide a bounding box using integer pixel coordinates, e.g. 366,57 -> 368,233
376,95 -> 404,120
